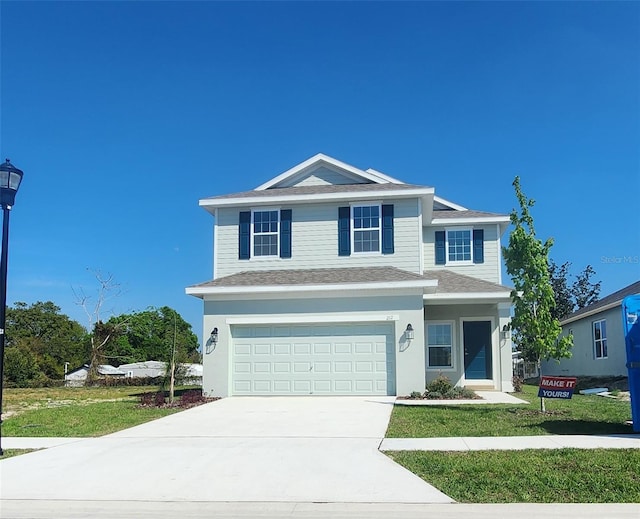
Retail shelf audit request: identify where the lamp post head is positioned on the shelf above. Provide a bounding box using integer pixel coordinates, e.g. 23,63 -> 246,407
0,159 -> 23,208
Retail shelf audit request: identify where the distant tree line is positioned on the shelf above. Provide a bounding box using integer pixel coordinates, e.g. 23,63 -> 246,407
3,301 -> 200,387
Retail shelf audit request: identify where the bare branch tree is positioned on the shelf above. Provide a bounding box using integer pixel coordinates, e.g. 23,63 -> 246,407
73,270 -> 125,384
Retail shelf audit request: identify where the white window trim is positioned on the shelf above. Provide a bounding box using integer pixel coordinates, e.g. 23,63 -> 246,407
251,207 -> 280,259
593,319 -> 608,359
350,202 -> 382,255
425,320 -> 456,371
445,227 -> 474,265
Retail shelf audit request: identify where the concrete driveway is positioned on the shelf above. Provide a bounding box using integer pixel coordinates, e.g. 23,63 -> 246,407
0,397 -> 451,504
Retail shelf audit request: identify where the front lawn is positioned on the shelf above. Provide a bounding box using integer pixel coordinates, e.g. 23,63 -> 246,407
387,449 -> 640,503
386,384 -> 633,437
1,386 -> 198,438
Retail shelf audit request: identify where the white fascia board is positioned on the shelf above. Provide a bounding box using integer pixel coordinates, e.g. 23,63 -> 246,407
226,314 -> 400,325
424,291 -> 512,303
200,187 -> 435,210
364,168 -> 405,184
255,154 -> 388,190
560,301 -> 622,326
433,195 -> 468,211
186,279 -> 437,297
431,216 -> 510,225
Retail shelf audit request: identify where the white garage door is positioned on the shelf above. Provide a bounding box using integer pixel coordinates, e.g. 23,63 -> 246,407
231,323 -> 395,395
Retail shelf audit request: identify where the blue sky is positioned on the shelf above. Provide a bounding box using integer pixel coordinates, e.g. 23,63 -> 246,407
1,1 -> 638,342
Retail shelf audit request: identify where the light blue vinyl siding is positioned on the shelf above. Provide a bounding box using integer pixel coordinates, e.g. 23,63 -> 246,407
215,199 -> 421,278
423,225 -> 501,283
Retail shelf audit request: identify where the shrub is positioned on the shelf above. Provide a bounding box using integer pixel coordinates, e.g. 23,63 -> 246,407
445,386 -> 477,399
140,391 -> 166,407
427,374 -> 453,395
426,391 -> 443,400
180,389 -> 204,405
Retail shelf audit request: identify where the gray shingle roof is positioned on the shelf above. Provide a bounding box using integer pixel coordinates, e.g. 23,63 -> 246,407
562,280 -> 640,323
432,210 -> 508,219
423,270 -> 512,294
203,182 -> 430,201
188,267 -> 512,296
190,267 -> 428,288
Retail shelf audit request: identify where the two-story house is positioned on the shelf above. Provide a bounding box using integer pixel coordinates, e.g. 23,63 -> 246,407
186,154 -> 514,397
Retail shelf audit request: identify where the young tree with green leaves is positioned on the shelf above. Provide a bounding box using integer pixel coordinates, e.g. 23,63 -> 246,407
502,177 -> 573,412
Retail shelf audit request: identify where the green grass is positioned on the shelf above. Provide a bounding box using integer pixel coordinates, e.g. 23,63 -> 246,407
2,386 -> 189,437
387,384 -> 633,437
0,449 -> 39,460
2,401 -> 179,437
387,449 -> 640,503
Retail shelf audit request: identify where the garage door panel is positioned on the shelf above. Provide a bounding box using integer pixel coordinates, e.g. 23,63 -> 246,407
293,343 -> 311,355
231,323 -> 395,395
273,380 -> 291,392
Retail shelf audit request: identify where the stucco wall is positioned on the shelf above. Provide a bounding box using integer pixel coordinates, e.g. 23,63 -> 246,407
201,291 -> 426,397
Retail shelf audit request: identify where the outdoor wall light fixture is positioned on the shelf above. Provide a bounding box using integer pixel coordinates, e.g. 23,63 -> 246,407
405,324 -> 415,341
205,327 -> 219,355
501,324 -> 511,341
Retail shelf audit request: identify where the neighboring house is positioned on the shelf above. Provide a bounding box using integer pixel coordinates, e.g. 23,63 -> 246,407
542,281 -> 640,378
118,361 -> 167,378
186,154 -> 514,397
119,361 -> 203,385
64,364 -> 125,387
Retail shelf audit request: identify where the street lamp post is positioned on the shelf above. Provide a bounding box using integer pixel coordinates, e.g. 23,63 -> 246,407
0,159 -> 23,456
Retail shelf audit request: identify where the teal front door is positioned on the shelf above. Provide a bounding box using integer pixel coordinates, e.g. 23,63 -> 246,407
463,321 -> 492,380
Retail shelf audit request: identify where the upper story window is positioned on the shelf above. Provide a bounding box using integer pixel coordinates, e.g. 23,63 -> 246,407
338,204 -> 394,257
447,229 -> 472,263
435,228 -> 484,265
239,209 -> 292,260
352,204 -> 381,253
593,319 -> 607,359
253,210 -> 279,257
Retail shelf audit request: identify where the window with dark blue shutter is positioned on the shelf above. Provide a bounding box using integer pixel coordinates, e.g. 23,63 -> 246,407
239,211 -> 251,260
280,209 -> 292,258
473,229 -> 484,264
381,204 -> 394,254
338,206 -> 351,256
435,231 -> 446,265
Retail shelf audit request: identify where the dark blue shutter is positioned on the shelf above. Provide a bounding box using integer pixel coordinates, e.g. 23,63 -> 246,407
381,204 -> 394,254
239,211 -> 251,260
473,229 -> 484,264
338,206 -> 351,256
280,209 -> 292,258
435,231 -> 446,265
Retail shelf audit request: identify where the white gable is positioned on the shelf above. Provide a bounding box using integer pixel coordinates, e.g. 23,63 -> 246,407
255,153 -> 403,190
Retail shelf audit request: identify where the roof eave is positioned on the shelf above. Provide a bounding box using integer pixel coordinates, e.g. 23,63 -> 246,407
200,187 -> 435,213
431,216 -> 511,225
424,291 -> 513,303
186,279 -> 438,298
560,300 -> 623,326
